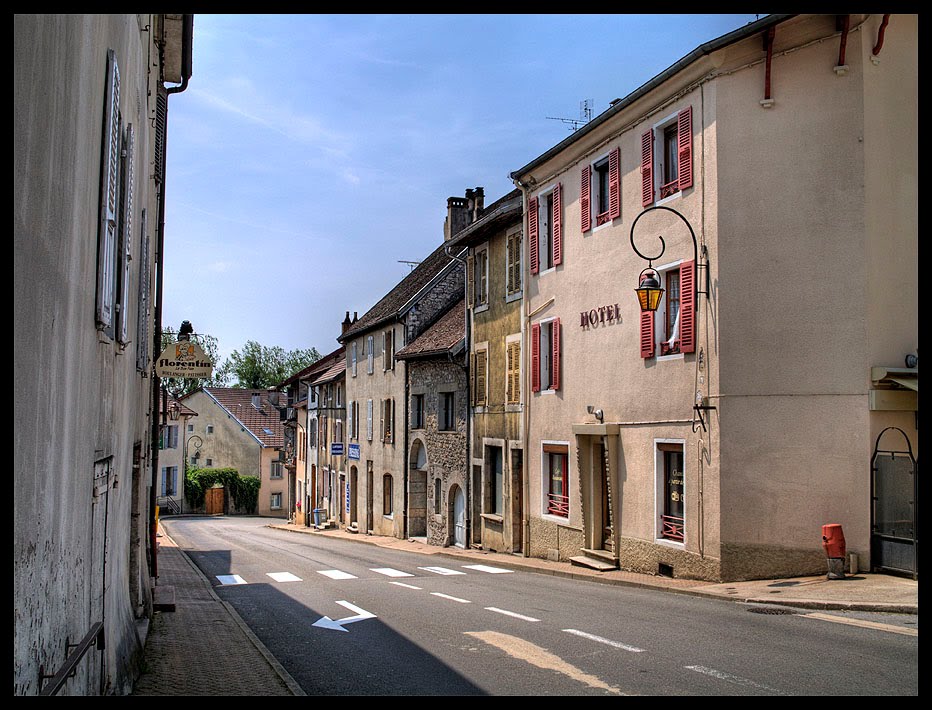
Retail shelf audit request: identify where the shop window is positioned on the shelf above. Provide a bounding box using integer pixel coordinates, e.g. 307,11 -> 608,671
487,446 -> 503,516
657,443 -> 685,542
543,443 -> 569,519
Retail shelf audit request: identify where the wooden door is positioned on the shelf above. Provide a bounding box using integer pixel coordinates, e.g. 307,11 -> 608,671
206,487 -> 224,515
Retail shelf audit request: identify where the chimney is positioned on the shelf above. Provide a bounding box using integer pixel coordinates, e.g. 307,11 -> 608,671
342,310 -> 352,334
352,311 -> 358,323
251,392 -> 262,409
443,187 -> 485,241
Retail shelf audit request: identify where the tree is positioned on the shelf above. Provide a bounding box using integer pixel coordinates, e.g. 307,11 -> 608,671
160,326 -> 228,396
220,341 -> 321,389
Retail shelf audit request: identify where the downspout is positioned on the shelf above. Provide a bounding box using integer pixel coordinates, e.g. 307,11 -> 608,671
444,244 -> 470,545
762,26 -> 776,103
872,14 -> 891,57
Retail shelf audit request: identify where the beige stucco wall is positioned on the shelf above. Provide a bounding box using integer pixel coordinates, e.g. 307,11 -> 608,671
258,446 -> 286,518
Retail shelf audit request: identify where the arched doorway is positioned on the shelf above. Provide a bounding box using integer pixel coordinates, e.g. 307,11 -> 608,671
408,438 -> 428,537
450,484 -> 466,548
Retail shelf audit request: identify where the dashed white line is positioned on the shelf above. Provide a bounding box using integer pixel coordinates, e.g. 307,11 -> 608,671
485,607 -> 540,622
266,572 -> 302,582
431,592 -> 471,604
419,566 -> 467,576
317,570 -> 358,580
390,582 -> 423,590
685,665 -> 785,694
371,568 -> 414,578
216,574 -> 247,585
562,629 -> 645,653
463,564 -> 514,574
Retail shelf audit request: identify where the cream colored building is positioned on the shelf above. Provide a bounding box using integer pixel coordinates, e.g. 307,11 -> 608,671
511,14 -> 917,581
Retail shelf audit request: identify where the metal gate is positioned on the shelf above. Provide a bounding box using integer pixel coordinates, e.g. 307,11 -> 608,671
871,427 -> 918,578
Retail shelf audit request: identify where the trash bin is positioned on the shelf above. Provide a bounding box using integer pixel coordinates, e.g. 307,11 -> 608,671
313,508 -> 325,526
822,523 -> 847,579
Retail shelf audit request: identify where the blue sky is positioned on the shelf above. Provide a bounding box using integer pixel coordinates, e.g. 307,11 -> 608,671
163,13 -> 760,365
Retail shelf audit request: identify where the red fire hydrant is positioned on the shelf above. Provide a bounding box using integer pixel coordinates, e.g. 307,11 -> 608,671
822,523 -> 847,579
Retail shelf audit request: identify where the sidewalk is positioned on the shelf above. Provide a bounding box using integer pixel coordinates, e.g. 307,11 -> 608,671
132,520 -> 917,696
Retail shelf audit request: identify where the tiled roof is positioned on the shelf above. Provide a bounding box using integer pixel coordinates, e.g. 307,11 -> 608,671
309,356 -> 345,385
159,396 -> 197,418
276,345 -> 344,388
395,299 -> 465,360
203,387 -> 284,448
339,241 -> 463,343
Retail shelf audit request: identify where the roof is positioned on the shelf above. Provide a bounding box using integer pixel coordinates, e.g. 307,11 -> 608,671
202,387 -> 284,448
159,396 -> 197,419
309,355 -> 346,385
277,345 -> 345,389
511,14 -> 794,180
395,299 -> 465,360
339,241 -> 463,343
446,189 -> 523,250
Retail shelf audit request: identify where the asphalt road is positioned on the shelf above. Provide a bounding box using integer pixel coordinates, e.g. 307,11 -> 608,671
162,516 -> 918,696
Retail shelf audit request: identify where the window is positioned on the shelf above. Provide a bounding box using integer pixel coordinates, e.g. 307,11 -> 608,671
383,329 -> 394,371
310,418 -> 318,447
581,148 -> 620,231
161,466 -> 178,497
334,419 -> 343,444
96,50 -> 120,334
187,424 -> 194,433
366,399 -> 373,442
271,461 -> 283,479
271,492 -> 282,510
298,429 -> 306,461
348,400 -> 359,440
641,106 -> 693,206
543,444 -> 569,518
115,123 -> 135,345
381,398 -> 394,443
640,261 -> 695,358
160,425 -> 178,450
506,340 -> 521,405
439,392 -> 456,432
411,394 -> 425,429
434,478 -> 442,514
658,443 -> 685,542
383,474 -> 393,516
206,425 -> 214,435
506,230 -> 522,298
488,446 -> 503,516
472,350 -> 487,406
320,414 -> 328,448
531,319 -> 561,392
205,458 -> 213,467
528,183 -> 562,274
335,383 -> 342,407
367,335 -> 374,375
351,342 -> 358,377
469,246 -> 489,308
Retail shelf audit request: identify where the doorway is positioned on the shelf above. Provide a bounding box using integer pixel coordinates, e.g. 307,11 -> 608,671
452,485 -> 466,548
871,427 -> 918,578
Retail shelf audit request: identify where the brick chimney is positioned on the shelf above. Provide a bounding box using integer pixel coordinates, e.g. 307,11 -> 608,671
444,186 -> 484,241
341,310 -> 352,334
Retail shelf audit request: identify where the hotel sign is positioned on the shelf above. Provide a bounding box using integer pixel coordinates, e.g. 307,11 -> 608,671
580,304 -> 621,329
155,341 -> 214,379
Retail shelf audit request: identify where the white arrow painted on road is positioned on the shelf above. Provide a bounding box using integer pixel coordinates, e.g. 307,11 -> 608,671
312,600 -> 377,632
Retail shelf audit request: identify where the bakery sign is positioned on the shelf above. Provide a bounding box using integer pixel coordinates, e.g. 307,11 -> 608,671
155,341 -> 214,379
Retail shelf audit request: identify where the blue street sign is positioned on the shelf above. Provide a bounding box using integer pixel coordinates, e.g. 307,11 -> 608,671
348,443 -> 360,460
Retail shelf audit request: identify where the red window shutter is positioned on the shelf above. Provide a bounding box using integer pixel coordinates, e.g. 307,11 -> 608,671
551,318 -> 561,391
528,196 -> 539,275
609,147 -> 621,220
531,322 -> 541,392
679,260 -> 696,353
641,129 -> 654,207
640,310 -> 655,358
580,165 -> 591,232
552,183 -> 562,266
677,106 -> 693,191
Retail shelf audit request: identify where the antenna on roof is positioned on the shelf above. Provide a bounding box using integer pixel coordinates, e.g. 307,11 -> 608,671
546,99 -> 593,132
398,260 -> 420,272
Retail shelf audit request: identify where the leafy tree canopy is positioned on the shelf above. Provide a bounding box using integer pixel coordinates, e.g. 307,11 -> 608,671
219,340 -> 321,389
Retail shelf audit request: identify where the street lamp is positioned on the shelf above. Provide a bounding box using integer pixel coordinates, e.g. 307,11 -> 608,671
186,434 -> 203,468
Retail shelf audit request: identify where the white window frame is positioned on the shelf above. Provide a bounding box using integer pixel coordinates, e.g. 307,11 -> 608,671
587,150 -> 616,233
539,319 -> 556,393
271,492 -> 283,510
535,186 -> 558,274
270,461 -> 283,479
654,438 -> 686,547
541,440 -> 571,522
653,111 -> 683,206
366,399 -> 373,441
654,259 -> 685,361
351,342 -> 358,377
367,336 -> 374,375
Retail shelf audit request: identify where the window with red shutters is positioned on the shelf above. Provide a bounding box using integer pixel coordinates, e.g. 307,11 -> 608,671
641,260 -> 696,358
580,165 -> 591,232
583,148 -> 620,231
641,129 -> 654,207
533,319 -> 561,391
531,322 -> 541,392
529,185 -> 562,272
643,106 -> 693,206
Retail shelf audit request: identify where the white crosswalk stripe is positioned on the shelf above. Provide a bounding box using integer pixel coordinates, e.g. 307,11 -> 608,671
463,564 -> 513,574
317,569 -> 358,580
216,574 -> 247,585
266,572 -> 302,582
371,568 -> 414,577
419,566 -> 466,576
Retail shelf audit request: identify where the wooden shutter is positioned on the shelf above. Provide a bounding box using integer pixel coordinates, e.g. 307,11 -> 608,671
641,129 -> 654,207
609,147 -> 621,220
679,260 -> 696,353
552,183 -> 563,266
97,49 -> 121,329
466,254 -> 475,307
506,341 -> 520,404
390,398 -> 395,443
528,196 -> 539,274
580,165 -> 591,232
531,323 -> 541,392
476,350 -> 487,405
677,106 -> 693,192
367,399 -> 373,441
640,310 -> 655,358
551,318 -> 561,391
117,123 -> 135,344
348,400 -> 354,439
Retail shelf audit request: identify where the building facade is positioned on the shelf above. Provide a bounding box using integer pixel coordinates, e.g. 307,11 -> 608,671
511,13 -> 917,581
14,13 -> 192,695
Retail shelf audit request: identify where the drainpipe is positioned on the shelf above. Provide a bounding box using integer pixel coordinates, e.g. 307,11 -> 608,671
150,13 -> 193,581
444,244 -> 470,545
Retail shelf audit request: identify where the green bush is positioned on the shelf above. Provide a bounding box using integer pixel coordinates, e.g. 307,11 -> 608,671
184,467 -> 260,514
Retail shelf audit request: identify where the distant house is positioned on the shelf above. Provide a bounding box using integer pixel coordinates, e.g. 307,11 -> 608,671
158,397 -> 198,515
182,388 -> 286,517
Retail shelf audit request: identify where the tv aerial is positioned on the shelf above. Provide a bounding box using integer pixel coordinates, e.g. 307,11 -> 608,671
547,99 -> 593,132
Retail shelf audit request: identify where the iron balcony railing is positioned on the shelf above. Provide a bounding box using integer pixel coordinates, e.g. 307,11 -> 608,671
547,492 -> 570,518
661,514 -> 685,542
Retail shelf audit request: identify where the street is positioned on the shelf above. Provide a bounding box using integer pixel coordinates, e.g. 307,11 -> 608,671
162,516 -> 918,696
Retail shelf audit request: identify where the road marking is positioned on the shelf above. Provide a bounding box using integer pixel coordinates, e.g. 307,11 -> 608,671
463,564 -> 513,574
562,628 -> 645,653
685,665 -> 785,694
431,592 -> 471,604
485,607 -> 540,622
216,574 -> 247,585
801,612 -> 919,636
371,568 -> 414,578
419,566 -> 466,576
266,572 -> 302,582
390,582 -> 422,590
465,631 -> 624,695
313,600 -> 377,632
317,570 -> 358,580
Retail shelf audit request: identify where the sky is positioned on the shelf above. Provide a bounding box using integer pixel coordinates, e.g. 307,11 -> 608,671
163,13 -> 760,365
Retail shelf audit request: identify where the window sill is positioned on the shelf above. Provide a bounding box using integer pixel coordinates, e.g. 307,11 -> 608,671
481,513 -> 503,524
541,513 -> 576,528
654,537 -> 685,549
656,352 -> 684,362
656,190 -> 682,207
474,302 -> 489,314
505,291 -> 522,304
